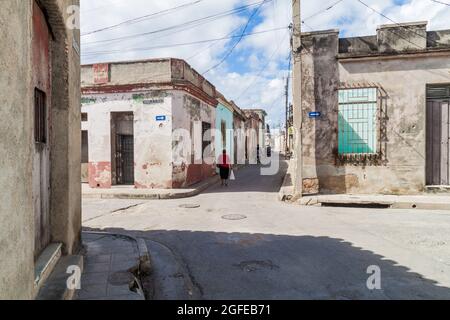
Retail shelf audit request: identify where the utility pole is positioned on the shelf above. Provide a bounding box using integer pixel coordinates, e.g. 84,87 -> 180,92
285,75 -> 289,155
291,0 -> 303,197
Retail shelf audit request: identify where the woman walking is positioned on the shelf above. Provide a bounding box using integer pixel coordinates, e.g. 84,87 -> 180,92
217,149 -> 232,187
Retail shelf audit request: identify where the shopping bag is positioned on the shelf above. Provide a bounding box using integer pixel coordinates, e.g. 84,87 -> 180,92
230,170 -> 236,180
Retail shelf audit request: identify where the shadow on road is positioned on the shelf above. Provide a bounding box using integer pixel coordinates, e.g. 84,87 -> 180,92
83,226 -> 450,300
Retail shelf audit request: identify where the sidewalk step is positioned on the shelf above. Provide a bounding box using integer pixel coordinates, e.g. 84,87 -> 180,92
36,255 -> 84,300
34,243 -> 62,295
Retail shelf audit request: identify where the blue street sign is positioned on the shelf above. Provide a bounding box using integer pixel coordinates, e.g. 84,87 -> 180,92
309,111 -> 321,118
156,115 -> 167,121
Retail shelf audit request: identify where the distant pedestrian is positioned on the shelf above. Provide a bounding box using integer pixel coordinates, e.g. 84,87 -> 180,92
217,149 -> 232,187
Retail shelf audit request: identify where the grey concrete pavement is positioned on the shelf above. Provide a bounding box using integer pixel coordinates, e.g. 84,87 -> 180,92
76,232 -> 145,300
83,156 -> 450,299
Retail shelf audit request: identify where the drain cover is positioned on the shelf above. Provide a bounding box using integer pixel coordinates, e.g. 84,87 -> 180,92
222,214 -> 247,221
179,204 -> 201,209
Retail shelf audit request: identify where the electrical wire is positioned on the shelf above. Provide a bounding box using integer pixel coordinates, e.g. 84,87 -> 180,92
82,0 -> 271,45
202,0 -> 269,75
356,0 -> 440,48
82,0 -> 206,36
81,27 -> 288,56
430,0 -> 450,7
235,29 -> 290,100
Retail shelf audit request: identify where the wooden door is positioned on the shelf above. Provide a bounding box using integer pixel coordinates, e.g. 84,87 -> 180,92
32,1 -> 51,258
426,100 -> 450,185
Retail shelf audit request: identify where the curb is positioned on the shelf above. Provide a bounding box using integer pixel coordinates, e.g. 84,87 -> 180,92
297,196 -> 450,211
82,176 -> 221,200
81,231 -> 152,299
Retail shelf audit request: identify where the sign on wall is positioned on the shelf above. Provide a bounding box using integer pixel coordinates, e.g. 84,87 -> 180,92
308,111 -> 321,118
93,63 -> 110,84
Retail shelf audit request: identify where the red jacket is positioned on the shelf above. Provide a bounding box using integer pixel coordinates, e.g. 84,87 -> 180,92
217,154 -> 231,169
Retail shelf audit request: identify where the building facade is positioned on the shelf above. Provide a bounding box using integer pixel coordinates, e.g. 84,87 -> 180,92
81,58 -> 218,189
299,22 -> 450,195
231,101 -> 247,165
243,109 -> 267,163
215,94 -> 235,165
0,0 -> 81,299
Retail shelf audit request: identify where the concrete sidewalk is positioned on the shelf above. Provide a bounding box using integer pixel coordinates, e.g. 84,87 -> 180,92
82,175 -> 220,200
75,232 -> 148,300
297,194 -> 450,211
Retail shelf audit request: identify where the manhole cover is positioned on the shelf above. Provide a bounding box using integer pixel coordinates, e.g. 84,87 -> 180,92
179,204 -> 200,209
108,271 -> 135,286
222,214 -> 247,221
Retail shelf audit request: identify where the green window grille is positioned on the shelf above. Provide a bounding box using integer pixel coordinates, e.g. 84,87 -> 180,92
338,88 -> 378,155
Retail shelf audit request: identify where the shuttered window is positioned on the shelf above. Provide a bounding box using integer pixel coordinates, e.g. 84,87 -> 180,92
338,88 -> 378,155
34,88 -> 47,144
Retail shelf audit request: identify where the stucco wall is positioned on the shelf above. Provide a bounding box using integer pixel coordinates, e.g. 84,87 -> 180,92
171,91 -> 216,187
0,0 -> 81,299
301,27 -> 450,195
233,117 -> 246,164
0,0 -> 34,300
81,91 -> 173,189
215,102 -> 234,166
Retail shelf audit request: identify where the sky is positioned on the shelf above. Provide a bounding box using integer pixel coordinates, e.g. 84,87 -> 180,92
80,0 -> 450,128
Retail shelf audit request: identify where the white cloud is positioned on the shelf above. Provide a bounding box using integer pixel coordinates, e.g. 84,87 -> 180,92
80,0 -> 450,126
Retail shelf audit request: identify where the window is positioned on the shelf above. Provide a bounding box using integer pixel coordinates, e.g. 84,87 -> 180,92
202,122 -> 211,160
34,88 -> 47,144
221,120 -> 226,149
81,113 -> 88,122
81,131 -> 89,164
338,88 -> 378,156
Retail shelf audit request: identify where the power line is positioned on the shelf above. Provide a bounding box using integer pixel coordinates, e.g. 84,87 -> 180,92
298,0 -> 345,32
82,0 -> 270,46
303,0 -> 345,22
430,0 -> 450,7
202,0 -> 269,75
186,26 -> 242,61
356,0 -> 439,48
82,0 -> 206,36
81,27 -> 288,56
236,30 -> 290,100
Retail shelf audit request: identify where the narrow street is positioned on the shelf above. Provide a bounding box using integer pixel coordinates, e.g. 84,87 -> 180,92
83,157 -> 450,300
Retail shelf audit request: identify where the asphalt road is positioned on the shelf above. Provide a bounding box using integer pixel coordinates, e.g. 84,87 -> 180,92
83,156 -> 450,300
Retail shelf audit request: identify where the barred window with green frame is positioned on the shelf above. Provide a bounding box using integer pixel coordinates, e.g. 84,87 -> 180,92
338,87 -> 379,155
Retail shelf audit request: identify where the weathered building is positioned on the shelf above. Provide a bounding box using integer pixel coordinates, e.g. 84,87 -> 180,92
299,22 -> 450,195
215,94 -> 235,164
243,109 -> 267,163
81,58 -> 218,189
0,0 -> 81,299
230,101 -> 247,165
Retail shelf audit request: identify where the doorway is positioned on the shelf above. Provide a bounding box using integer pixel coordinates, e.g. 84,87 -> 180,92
111,112 -> 134,185
32,2 -> 51,259
426,85 -> 450,186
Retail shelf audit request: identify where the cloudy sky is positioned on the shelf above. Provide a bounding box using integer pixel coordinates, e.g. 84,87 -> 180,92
80,0 -> 450,127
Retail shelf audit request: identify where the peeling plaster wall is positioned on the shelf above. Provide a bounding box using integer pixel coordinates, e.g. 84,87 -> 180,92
233,117 -> 247,165
300,26 -> 450,195
339,55 -> 450,194
0,0 -> 34,300
0,0 -> 81,299
81,91 -> 173,189
171,91 -> 216,187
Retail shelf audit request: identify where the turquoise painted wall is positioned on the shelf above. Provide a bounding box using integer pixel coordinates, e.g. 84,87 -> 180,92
215,103 -> 234,167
